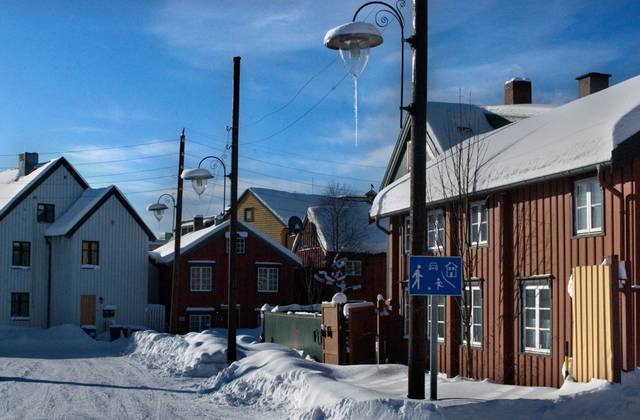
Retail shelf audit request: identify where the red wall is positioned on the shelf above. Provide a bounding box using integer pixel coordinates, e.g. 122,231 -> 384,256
156,230 -> 300,333
383,159 -> 640,388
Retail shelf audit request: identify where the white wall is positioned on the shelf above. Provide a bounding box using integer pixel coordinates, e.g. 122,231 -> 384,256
0,165 -> 85,327
50,194 -> 148,332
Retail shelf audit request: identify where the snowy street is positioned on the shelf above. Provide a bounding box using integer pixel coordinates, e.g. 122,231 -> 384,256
1,325 -> 640,419
0,327 -> 282,420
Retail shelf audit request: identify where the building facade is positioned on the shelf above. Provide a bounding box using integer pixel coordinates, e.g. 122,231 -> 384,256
150,220 -> 302,333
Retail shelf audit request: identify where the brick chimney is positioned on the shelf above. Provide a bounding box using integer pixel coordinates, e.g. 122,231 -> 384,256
18,152 -> 39,177
193,215 -> 204,231
504,78 -> 532,105
576,72 -> 611,97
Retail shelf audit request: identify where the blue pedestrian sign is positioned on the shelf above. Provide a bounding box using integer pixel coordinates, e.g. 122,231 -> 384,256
409,256 -> 462,296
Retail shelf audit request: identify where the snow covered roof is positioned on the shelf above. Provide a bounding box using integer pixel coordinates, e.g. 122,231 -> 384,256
0,158 -> 62,218
45,185 -> 155,239
371,74 -> 640,218
380,103 -> 500,189
149,219 -> 302,265
305,201 -> 387,254
45,187 -> 112,236
245,187 -> 326,225
482,103 -> 555,122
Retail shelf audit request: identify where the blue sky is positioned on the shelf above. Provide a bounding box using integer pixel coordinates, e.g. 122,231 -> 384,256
1,0 -> 639,234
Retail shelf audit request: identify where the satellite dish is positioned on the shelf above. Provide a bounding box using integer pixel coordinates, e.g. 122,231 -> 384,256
288,216 -> 303,234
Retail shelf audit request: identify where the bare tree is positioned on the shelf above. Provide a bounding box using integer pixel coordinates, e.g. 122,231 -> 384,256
432,101 -> 488,379
311,183 -> 369,295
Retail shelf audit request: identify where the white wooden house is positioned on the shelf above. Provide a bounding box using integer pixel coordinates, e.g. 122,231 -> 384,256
0,153 -> 154,332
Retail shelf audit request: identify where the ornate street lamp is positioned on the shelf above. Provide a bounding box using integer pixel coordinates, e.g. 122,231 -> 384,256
325,0 -> 429,400
325,1 -> 406,127
147,193 -> 177,234
182,155 -> 228,215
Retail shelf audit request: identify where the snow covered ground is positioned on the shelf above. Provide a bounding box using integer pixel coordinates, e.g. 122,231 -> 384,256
1,325 -> 639,419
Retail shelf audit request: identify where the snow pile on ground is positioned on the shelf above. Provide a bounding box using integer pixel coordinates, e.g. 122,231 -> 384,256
128,328 -> 265,377
196,338 -> 640,419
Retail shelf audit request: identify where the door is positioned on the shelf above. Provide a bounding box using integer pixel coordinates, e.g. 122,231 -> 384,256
80,295 -> 96,326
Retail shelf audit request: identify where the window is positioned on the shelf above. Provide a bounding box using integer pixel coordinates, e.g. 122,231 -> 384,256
463,284 -> 483,346
574,178 -> 603,235
244,208 -> 255,222
225,236 -> 246,255
82,241 -> 99,266
345,260 -> 362,276
37,203 -> 55,223
11,293 -> 29,318
189,314 -> 211,332
257,266 -> 279,292
470,202 -> 488,246
427,296 -> 446,342
427,209 -> 445,251
190,264 -> 213,292
12,242 -> 30,267
521,281 -> 551,354
403,216 -> 410,255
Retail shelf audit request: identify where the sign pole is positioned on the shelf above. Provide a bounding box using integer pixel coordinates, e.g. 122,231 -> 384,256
430,297 -> 437,400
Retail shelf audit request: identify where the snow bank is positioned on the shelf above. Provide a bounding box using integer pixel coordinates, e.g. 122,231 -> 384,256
127,328 -> 263,377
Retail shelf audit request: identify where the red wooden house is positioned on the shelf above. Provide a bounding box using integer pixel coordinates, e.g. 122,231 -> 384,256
370,73 -> 640,387
149,220 -> 301,333
293,200 -> 387,303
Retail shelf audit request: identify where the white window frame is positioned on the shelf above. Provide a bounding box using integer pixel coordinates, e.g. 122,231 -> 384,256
470,201 -> 488,246
257,266 -> 279,293
403,216 -> 410,255
574,177 -> 603,235
188,314 -> 211,332
427,296 -> 446,343
427,209 -> 445,251
522,282 -> 551,354
345,260 -> 362,276
226,236 -> 246,255
190,265 -> 213,292
462,284 -> 483,346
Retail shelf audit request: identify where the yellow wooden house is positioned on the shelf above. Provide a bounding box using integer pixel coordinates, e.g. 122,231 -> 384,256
237,187 -> 325,249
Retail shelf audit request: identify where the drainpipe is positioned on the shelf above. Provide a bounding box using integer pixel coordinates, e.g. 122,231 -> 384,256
46,237 -> 52,328
371,215 -> 391,235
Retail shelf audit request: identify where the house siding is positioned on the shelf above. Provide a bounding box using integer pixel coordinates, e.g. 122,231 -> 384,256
0,165 -> 85,327
49,194 -> 148,332
237,193 -> 289,247
384,157 -> 640,388
155,229 -> 299,333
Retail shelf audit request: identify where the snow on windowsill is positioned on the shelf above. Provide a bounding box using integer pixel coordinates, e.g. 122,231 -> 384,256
11,266 -> 31,270
10,317 -> 29,321
81,265 -> 100,270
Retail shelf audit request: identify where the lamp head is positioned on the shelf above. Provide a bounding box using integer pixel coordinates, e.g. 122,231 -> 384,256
147,202 -> 169,222
324,22 -> 383,77
181,167 -> 213,197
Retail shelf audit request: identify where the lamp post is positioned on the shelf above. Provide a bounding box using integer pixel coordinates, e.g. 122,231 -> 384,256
179,58 -> 242,364
147,193 -> 177,237
182,155 -> 228,216
325,0 -> 429,400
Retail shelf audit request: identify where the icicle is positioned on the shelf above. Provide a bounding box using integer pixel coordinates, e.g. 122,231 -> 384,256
353,76 -> 358,147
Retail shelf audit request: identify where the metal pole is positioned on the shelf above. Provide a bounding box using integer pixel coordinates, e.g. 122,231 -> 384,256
429,296 -> 437,400
407,0 -> 428,400
169,129 -> 185,334
227,56 -> 241,364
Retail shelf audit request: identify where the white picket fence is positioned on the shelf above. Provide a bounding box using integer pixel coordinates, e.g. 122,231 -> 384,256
145,304 -> 166,332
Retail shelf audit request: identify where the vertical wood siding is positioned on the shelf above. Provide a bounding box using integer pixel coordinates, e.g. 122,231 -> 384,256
0,165 -> 84,327
50,195 -> 148,332
385,157 -> 640,387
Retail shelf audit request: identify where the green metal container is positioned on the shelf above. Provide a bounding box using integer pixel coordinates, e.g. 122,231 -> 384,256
263,312 -> 323,361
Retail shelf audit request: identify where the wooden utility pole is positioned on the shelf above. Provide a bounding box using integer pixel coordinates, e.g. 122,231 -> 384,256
227,56 -> 241,364
169,129 -> 186,333
407,0 -> 429,400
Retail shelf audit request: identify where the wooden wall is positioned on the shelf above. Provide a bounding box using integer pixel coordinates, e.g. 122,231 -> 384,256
237,192 -> 287,247
384,157 -> 640,388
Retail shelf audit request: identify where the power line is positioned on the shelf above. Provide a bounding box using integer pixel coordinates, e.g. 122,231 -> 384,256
84,165 -> 176,179
0,139 -> 177,158
71,153 -> 176,166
